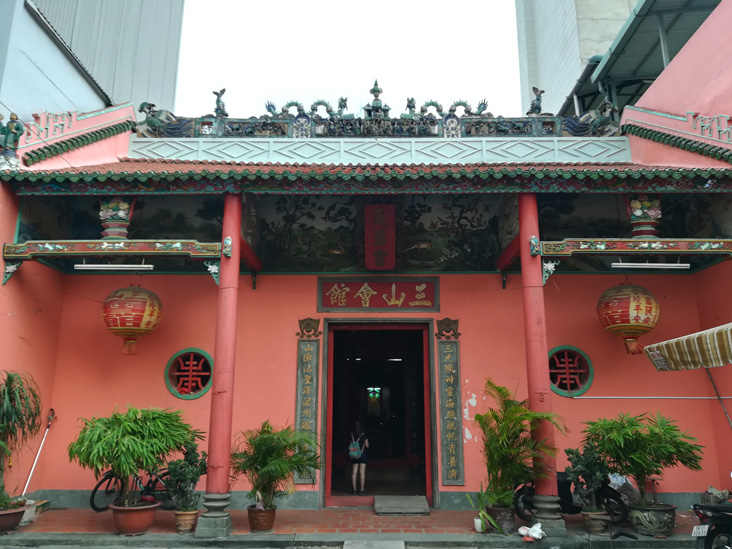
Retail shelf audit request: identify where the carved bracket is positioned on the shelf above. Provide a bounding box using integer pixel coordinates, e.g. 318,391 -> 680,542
542,260 -> 560,285
435,318 -> 461,340
2,261 -> 21,285
204,260 -> 219,285
296,318 -> 322,339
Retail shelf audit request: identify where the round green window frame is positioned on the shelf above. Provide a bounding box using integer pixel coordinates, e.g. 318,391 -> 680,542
547,345 -> 594,398
164,348 -> 214,400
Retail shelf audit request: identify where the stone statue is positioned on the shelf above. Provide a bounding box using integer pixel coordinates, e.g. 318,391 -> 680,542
3,113 -> 24,150
213,89 -> 228,118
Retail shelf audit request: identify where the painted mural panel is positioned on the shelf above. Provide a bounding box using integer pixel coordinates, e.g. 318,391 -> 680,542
256,195 -> 502,272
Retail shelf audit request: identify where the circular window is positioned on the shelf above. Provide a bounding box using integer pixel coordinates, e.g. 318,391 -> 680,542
165,348 -> 213,399
548,346 -> 593,397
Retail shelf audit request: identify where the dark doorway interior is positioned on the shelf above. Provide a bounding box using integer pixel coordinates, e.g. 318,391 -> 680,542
331,328 -> 426,497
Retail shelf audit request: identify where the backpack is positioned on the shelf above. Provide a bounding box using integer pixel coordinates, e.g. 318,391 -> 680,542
348,433 -> 363,459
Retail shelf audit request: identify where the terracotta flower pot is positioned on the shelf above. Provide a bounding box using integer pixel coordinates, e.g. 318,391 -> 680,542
109,501 -> 161,536
0,506 -> 28,533
174,509 -> 199,535
247,504 -> 276,532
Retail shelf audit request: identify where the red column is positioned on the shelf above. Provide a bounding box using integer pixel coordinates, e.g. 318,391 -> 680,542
518,193 -> 558,497
206,192 -> 241,494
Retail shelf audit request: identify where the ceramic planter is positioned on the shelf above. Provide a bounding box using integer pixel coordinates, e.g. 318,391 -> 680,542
485,506 -> 515,534
248,504 -> 277,532
109,501 -> 161,536
628,503 -> 676,536
174,509 -> 199,534
581,510 -> 610,534
0,506 -> 28,533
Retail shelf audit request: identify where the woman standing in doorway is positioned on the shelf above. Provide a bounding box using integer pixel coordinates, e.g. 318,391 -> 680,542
350,420 -> 369,495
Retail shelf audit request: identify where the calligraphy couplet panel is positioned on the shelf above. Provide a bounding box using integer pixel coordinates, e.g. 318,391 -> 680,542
317,276 -> 439,313
364,204 -> 396,270
294,339 -> 319,484
438,340 -> 464,485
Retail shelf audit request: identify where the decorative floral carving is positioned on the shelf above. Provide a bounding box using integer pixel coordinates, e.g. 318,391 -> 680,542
628,194 -> 661,221
99,196 -> 133,221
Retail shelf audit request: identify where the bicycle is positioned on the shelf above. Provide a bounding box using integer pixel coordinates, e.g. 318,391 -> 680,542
90,468 -> 173,512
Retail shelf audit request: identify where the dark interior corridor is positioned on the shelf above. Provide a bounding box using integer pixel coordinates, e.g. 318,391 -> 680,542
330,327 -> 427,497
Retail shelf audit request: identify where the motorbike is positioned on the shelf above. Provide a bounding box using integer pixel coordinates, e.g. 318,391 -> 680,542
513,472 -> 628,524
692,502 -> 732,549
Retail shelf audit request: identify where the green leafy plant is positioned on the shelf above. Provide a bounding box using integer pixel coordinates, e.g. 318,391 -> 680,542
166,440 -> 207,511
466,482 -> 500,533
582,412 -> 703,505
0,371 -> 42,508
565,441 -> 610,511
68,407 -> 203,507
230,420 -> 320,509
474,378 -> 566,508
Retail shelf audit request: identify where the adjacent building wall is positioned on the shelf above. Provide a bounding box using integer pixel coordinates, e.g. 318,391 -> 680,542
515,0 -> 633,114
0,0 -> 107,122
32,0 -> 184,110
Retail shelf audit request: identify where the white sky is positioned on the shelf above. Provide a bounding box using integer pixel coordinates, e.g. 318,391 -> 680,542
175,0 -> 523,120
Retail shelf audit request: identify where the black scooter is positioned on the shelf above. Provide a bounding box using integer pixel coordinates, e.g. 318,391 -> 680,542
514,472 -> 628,524
693,502 -> 732,549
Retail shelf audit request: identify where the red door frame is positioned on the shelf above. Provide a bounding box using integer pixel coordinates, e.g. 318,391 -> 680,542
324,322 -> 433,507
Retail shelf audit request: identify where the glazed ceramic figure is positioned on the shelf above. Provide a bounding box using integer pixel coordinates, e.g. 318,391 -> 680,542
3,113 -> 24,149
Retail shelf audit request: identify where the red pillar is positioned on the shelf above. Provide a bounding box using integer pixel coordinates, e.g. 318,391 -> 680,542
518,193 -> 558,497
197,192 -> 241,537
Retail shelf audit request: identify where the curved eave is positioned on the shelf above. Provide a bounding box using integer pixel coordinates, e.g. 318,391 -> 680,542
3,163 -> 732,195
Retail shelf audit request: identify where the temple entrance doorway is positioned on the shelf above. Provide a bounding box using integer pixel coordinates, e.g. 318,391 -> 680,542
325,324 -> 432,507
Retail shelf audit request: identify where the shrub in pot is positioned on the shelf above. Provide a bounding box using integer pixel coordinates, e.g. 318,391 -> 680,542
473,379 -> 565,534
230,420 -> 320,532
68,407 -> 203,535
582,412 -> 703,536
0,371 -> 42,532
565,442 -> 612,533
166,440 -> 207,534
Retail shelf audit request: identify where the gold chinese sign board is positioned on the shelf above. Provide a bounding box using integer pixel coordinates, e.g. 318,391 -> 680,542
438,340 -> 464,485
294,339 -> 319,484
317,277 -> 439,313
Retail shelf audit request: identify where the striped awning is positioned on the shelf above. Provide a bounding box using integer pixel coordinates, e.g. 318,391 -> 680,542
644,323 -> 732,371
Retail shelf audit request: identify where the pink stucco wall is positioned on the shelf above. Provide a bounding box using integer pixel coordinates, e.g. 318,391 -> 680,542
0,265 -> 723,501
0,185 -> 64,496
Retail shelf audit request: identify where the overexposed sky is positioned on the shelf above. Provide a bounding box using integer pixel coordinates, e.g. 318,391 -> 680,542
175,0 -> 523,119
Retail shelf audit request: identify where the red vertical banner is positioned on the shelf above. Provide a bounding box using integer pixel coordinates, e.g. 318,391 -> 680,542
364,204 -> 396,270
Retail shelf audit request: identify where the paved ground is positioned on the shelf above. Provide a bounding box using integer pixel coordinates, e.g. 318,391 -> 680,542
0,507 -> 703,548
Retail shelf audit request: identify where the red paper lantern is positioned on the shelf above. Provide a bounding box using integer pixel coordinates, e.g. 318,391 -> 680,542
597,284 -> 659,354
102,285 -> 162,355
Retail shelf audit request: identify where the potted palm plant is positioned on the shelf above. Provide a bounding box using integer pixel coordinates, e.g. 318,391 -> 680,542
0,371 -> 42,533
582,412 -> 703,536
68,407 -> 203,535
166,440 -> 207,535
230,420 -> 320,532
473,379 -> 565,534
565,442 -> 611,533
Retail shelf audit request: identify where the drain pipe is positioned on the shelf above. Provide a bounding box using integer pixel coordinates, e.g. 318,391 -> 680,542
22,409 -> 56,496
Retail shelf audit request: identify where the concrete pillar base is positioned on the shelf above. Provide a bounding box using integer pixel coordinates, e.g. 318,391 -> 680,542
195,492 -> 233,538
532,494 -> 567,537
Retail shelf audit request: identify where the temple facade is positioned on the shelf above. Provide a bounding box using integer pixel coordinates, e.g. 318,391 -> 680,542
1,0 -> 732,537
